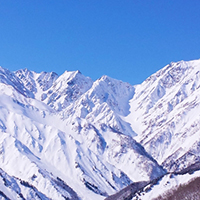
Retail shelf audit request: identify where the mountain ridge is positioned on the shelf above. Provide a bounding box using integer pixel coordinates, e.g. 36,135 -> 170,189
0,59 -> 200,199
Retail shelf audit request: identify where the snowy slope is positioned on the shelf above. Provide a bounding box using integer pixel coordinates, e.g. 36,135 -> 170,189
133,169 -> 200,200
15,69 -> 93,111
0,67 -> 166,200
126,59 -> 200,173
1,59 -> 200,200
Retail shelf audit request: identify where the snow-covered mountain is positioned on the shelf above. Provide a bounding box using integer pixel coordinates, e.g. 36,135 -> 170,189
1,59 -> 200,199
127,60 -> 200,172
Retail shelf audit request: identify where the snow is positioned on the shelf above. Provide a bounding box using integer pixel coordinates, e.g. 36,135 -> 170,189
0,67 -> 163,199
138,170 -> 200,200
1,59 -> 200,199
125,60 -> 200,167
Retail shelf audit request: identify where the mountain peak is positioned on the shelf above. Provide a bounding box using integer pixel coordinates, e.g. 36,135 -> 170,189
1,59 -> 200,199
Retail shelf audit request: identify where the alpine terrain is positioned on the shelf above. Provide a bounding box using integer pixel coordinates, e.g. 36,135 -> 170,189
0,59 -> 200,200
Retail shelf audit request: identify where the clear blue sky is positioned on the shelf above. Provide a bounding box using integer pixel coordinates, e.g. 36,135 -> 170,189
0,1 -> 200,85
